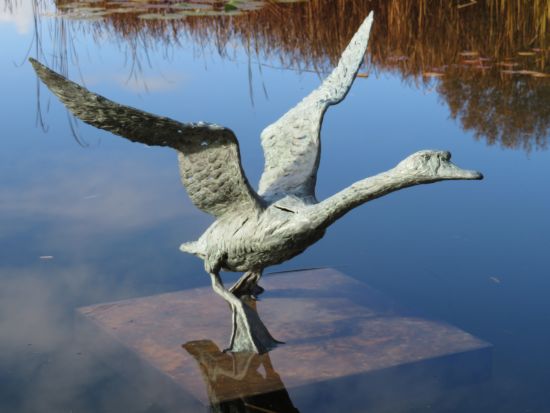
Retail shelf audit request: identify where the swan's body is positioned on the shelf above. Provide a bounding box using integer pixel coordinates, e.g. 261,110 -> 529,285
180,195 -> 322,272
30,13 -> 482,353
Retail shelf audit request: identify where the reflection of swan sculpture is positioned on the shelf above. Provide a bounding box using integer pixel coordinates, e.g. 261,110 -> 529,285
30,12 -> 482,354
184,338 -> 299,412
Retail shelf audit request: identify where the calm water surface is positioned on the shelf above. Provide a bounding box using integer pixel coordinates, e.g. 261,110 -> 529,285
1,1 -> 549,412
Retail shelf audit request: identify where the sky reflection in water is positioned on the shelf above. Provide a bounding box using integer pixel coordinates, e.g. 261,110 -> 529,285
1,1 -> 549,412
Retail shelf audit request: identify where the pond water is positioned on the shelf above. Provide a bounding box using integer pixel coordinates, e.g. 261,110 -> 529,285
1,1 -> 549,412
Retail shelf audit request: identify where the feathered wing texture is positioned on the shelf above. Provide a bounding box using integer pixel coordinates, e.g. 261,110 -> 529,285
30,58 -> 263,218
258,12 -> 374,203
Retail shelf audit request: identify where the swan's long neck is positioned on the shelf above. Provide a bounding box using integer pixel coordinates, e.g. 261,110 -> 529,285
306,150 -> 483,230
307,170 -> 418,230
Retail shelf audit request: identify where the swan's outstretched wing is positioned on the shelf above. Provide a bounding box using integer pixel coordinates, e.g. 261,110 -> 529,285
258,12 -> 374,203
30,58 -> 262,218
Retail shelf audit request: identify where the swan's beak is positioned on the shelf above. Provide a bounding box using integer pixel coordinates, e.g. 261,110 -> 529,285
396,150 -> 483,181
436,151 -> 484,180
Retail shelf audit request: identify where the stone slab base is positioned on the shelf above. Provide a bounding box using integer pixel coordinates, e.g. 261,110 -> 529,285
77,268 -> 491,408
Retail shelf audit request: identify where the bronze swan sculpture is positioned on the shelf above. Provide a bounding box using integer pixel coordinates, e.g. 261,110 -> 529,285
30,13 -> 482,353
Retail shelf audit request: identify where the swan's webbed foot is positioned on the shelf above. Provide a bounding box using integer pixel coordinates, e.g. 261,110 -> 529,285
229,270 -> 264,300
235,284 -> 265,301
250,284 -> 265,300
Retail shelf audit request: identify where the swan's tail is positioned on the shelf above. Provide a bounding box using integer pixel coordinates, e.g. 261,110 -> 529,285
180,241 -> 205,259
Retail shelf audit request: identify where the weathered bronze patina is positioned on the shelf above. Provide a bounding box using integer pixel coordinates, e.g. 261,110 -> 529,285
31,13 -> 482,353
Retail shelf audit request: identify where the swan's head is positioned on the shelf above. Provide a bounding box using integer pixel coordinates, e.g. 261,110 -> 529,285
395,150 -> 483,181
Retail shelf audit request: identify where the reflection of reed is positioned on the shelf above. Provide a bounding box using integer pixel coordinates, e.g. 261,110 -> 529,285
38,0 -> 550,150
53,0 -> 549,71
438,68 -> 550,151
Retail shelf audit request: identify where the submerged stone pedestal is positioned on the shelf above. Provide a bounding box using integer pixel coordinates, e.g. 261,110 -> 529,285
77,268 -> 491,409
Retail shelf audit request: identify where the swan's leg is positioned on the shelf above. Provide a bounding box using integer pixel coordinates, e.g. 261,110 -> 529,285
207,270 -> 280,353
229,270 -> 264,299
206,270 -> 244,350
228,301 -> 238,351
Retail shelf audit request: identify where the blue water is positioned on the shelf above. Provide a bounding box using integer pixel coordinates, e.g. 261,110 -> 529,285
1,4 -> 550,412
